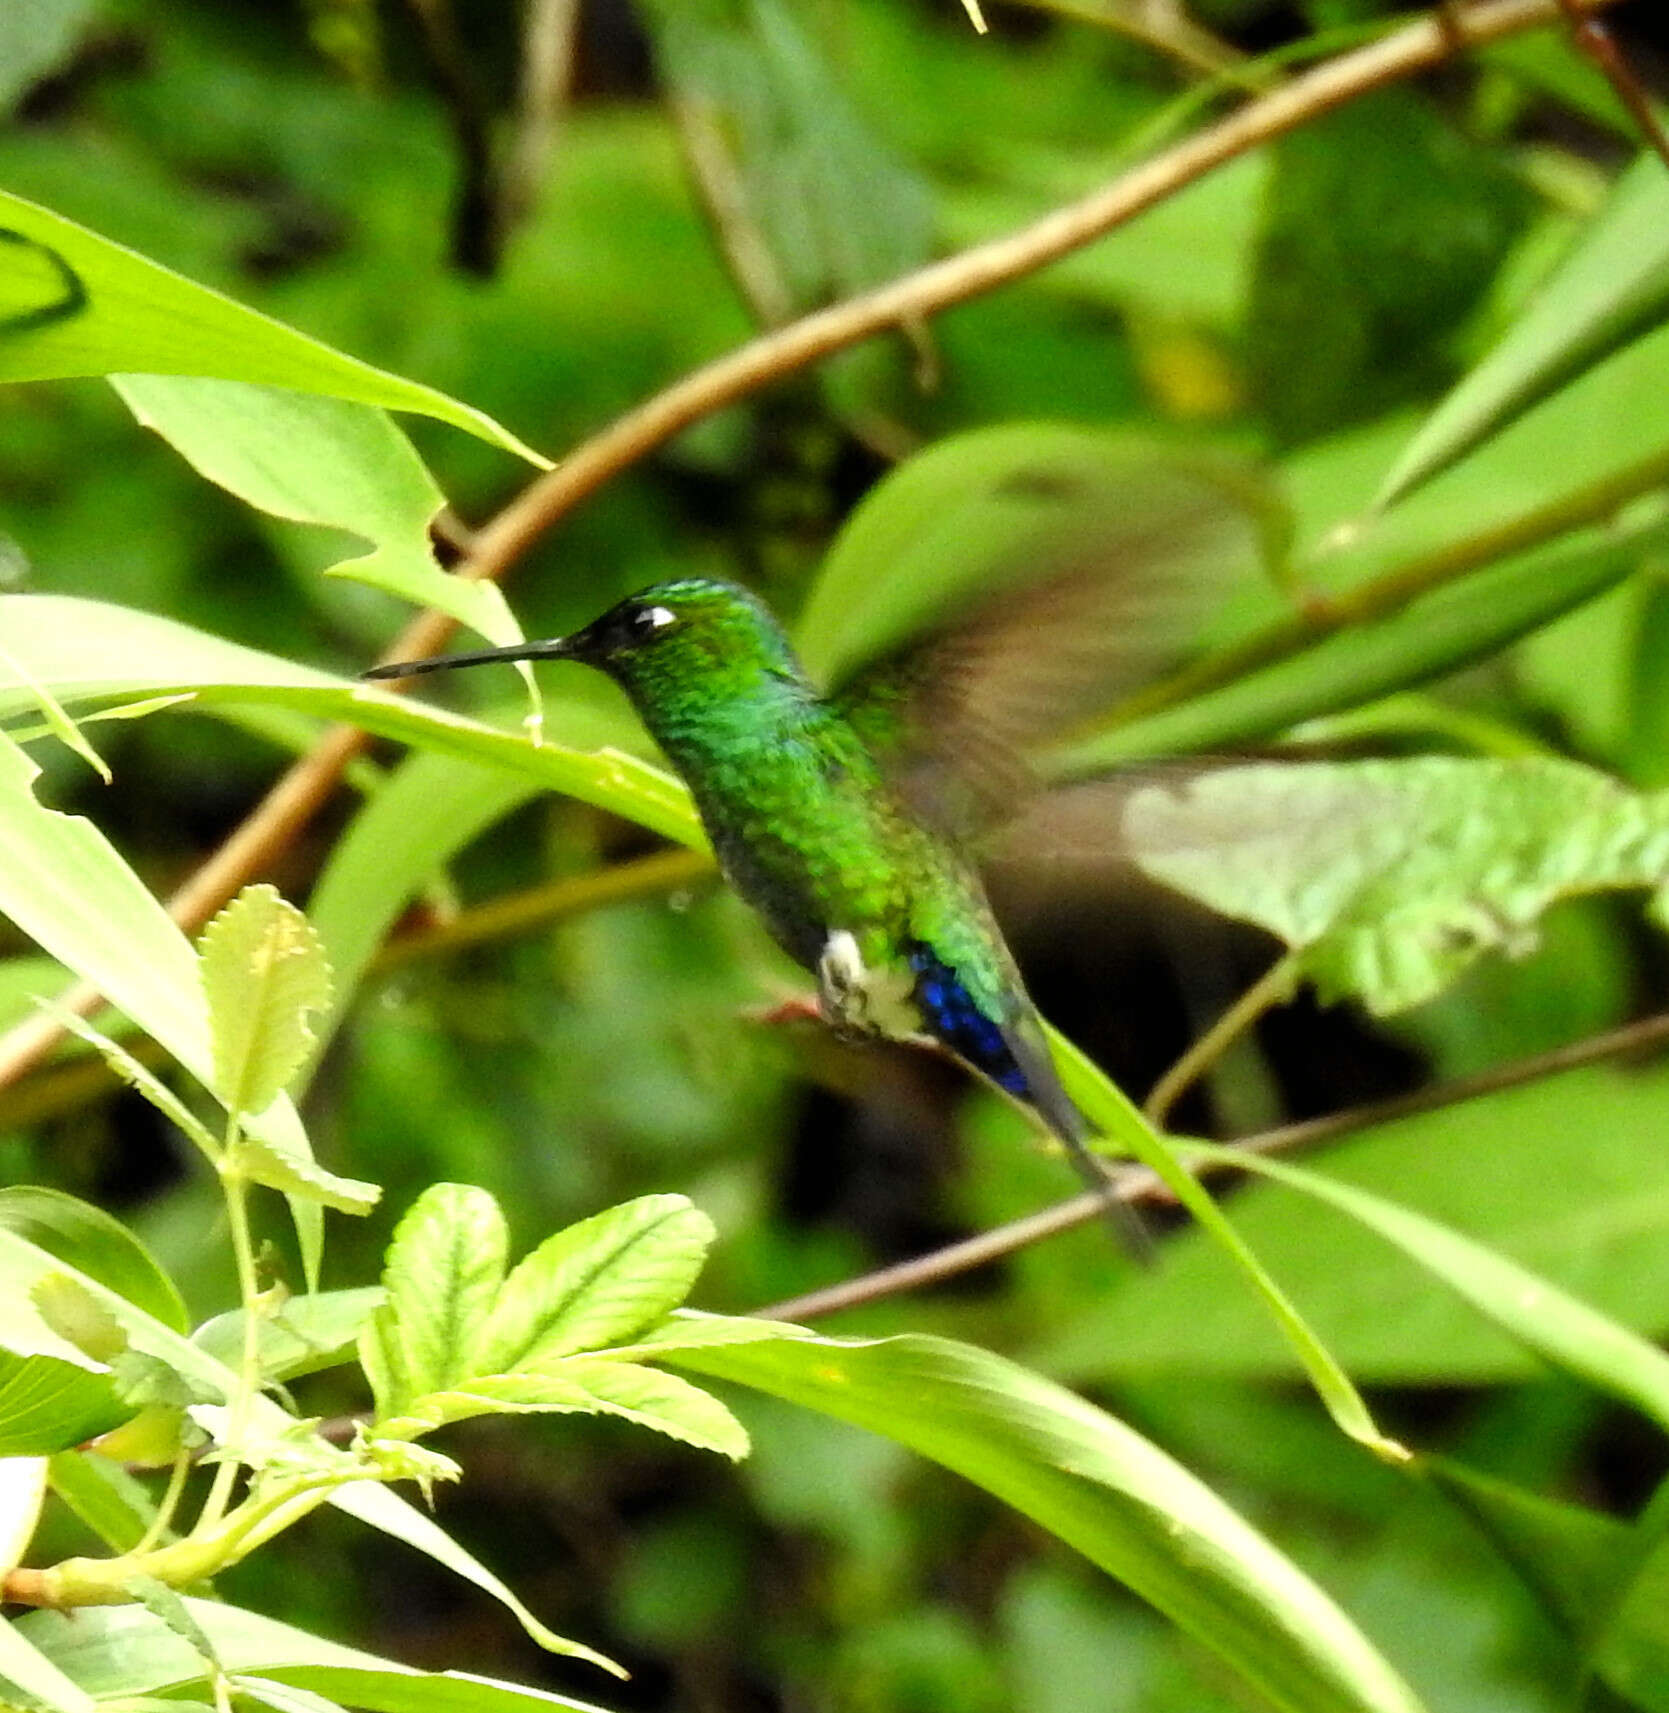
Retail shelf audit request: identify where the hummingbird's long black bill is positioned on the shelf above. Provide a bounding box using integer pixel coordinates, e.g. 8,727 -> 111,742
360,637 -> 574,681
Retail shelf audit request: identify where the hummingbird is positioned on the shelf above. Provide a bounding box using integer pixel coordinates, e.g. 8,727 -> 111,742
363,456 -> 1253,1244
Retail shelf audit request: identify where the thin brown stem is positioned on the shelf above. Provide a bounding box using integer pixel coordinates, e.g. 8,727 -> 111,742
757,1004 -> 1669,1322
1554,0 -> 1669,170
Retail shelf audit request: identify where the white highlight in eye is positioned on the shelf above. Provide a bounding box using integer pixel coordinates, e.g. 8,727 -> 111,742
639,605 -> 677,631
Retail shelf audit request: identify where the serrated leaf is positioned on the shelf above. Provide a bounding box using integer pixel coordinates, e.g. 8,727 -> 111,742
224,1139 -> 379,1217
1125,756 -> 1669,1015
479,1195 -> 713,1374
199,886 -> 333,1118
373,1186 -> 507,1411
122,1578 -> 221,1677
1377,152 -> 1669,508
384,1361 -> 747,1460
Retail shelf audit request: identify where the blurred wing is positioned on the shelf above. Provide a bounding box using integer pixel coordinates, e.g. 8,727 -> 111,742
831,452 -> 1271,838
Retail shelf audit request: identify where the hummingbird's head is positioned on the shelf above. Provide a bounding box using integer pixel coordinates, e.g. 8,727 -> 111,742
362,577 -> 805,707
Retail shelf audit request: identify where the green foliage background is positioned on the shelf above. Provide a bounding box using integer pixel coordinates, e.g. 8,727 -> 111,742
4,0 -> 1669,1709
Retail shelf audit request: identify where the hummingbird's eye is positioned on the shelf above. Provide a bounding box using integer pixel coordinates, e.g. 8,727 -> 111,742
626,604 -> 678,641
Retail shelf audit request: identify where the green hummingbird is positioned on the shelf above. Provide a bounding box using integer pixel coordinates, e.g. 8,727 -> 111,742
363,457 -> 1250,1241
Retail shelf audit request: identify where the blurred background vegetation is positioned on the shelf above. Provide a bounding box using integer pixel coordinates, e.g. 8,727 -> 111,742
4,0 -> 1669,1707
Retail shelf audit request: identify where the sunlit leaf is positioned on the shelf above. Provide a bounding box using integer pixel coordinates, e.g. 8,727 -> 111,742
0,190 -> 545,464
671,1331 -> 1424,1713
480,1195 -> 713,1373
199,885 -> 334,1119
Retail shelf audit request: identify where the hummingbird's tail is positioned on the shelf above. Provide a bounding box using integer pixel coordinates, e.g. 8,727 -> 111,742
1027,1076 -> 1158,1266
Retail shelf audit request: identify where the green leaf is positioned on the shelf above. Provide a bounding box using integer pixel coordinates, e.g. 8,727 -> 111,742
385,1362 -> 748,1460
0,189 -> 545,465
233,1677 -> 348,1713
199,885 -> 334,1119
598,1306 -> 812,1360
223,1140 -> 379,1217
1422,1457 -> 1629,1639
16,1599 -> 612,1709
480,1194 -> 713,1373
0,1614 -> 94,1713
367,1186 -> 508,1414
1123,756 -> 1669,1015
110,378 -> 528,655
46,1450 -> 157,1553
1184,1140 -> 1669,1427
1047,1068 -> 1669,1393
304,752 -> 542,1069
0,1349 -> 128,1458
1589,1480 -> 1669,1711
1377,153 -> 1669,509
0,1189 -> 187,1335
670,1331 -> 1424,1713
193,1289 -> 384,1384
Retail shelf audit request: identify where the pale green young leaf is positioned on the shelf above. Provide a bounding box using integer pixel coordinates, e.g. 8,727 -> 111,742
223,1140 -> 379,1217
193,1289 -> 383,1384
199,885 -> 333,1119
671,1331 -> 1423,1713
0,595 -> 704,852
0,1615 -> 94,1713
42,1006 -> 221,1165
1376,153 -> 1669,509
0,189 -> 546,465
14,1597 -> 616,1707
382,1362 -> 747,1460
375,1185 -> 508,1407
121,1579 -> 220,1680
1124,756 -> 1669,1015
0,640 -> 107,782
232,1677 -> 347,1713
110,379 -> 530,659
479,1195 -> 712,1373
